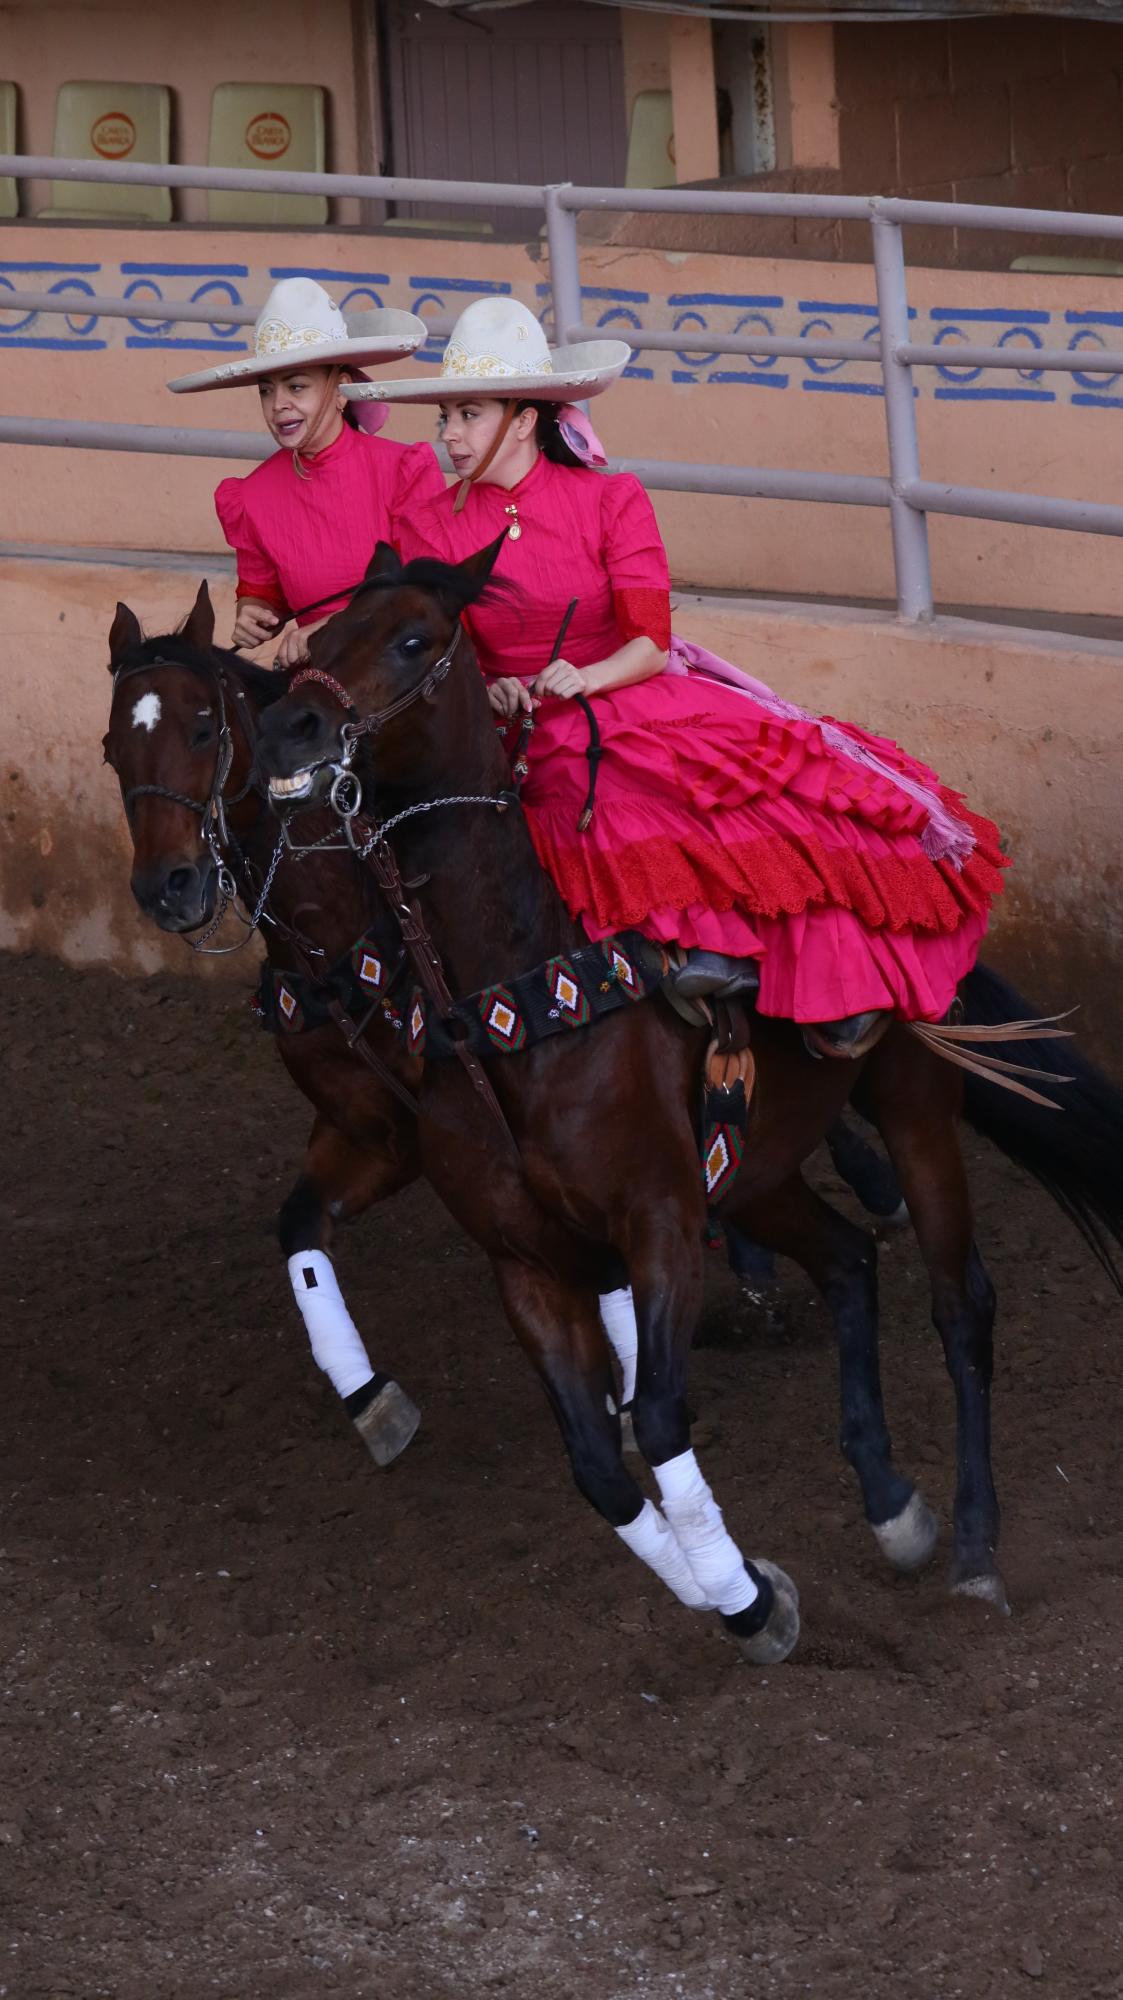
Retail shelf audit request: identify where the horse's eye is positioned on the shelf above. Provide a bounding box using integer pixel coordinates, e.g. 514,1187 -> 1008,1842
400,636 -> 427,661
190,720 -> 215,749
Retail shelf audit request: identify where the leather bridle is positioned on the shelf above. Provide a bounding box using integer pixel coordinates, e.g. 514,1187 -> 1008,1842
288,620 -> 464,748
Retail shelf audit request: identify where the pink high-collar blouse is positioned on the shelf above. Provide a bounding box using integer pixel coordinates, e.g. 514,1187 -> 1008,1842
216,425 -> 444,628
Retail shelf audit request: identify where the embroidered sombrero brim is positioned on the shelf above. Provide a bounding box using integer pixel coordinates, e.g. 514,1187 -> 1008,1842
342,337 -> 632,405
167,309 -> 429,392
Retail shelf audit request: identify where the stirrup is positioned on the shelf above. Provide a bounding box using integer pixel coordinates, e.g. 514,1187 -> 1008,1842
802,1010 -> 890,1062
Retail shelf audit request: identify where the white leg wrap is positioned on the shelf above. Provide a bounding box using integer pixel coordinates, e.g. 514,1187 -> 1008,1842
615,1499 -> 713,1611
655,1449 -> 759,1617
287,1251 -> 374,1401
599,1286 -> 638,1403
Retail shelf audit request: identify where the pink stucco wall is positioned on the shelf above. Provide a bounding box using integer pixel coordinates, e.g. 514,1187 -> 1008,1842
3,221 -> 1123,618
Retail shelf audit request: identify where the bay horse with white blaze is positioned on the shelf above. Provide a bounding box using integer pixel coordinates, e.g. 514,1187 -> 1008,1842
104,588 -> 425,1467
251,537 -> 1123,1654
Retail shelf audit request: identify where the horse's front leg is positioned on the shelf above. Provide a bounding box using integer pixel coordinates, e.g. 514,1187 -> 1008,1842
493,1260 -> 714,1615
626,1202 -> 801,1666
279,1113 -> 422,1466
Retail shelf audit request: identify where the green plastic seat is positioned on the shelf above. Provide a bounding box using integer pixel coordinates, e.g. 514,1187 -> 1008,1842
0,84 -> 18,219
207,84 -> 327,225
40,80 -> 171,221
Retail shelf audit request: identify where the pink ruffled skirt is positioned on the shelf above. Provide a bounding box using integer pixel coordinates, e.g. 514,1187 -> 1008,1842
504,642 -> 1006,1024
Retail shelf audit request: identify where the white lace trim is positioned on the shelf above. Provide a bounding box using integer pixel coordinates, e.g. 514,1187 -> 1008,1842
254,308 -> 347,359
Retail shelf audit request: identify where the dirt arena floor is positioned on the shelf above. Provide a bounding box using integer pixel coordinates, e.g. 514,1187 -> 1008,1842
2,950 -> 1121,2000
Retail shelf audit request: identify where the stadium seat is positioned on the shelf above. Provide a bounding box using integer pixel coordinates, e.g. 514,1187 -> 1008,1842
0,84 -> 18,218
207,84 -> 327,225
39,81 -> 172,221
625,89 -> 675,190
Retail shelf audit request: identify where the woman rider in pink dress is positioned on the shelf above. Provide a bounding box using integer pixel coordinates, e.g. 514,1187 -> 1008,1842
169,277 -> 444,666
352,297 -> 1006,1051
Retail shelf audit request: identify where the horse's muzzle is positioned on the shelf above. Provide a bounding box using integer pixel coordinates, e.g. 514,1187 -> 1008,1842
131,855 -> 217,933
255,702 -> 343,805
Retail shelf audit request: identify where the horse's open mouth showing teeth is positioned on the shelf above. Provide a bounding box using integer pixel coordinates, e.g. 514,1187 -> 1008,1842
269,769 -> 316,800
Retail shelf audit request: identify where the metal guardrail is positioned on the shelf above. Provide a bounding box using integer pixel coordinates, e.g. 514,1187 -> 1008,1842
4,152 -> 1123,620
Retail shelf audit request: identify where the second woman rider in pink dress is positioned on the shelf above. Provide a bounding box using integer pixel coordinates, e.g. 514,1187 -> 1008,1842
169,276 -> 444,667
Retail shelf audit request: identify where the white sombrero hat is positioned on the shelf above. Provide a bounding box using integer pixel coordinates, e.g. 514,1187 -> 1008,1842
342,296 -> 631,406
168,277 -> 428,392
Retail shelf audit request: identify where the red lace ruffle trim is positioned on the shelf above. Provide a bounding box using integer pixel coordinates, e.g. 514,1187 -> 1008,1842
526,805 -> 1006,939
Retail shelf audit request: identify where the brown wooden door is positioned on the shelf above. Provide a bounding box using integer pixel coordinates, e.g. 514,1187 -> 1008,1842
383,0 -> 627,237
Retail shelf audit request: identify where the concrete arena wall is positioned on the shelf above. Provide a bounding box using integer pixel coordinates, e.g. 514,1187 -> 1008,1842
7,224 -> 1123,617
5,554 -> 1122,1062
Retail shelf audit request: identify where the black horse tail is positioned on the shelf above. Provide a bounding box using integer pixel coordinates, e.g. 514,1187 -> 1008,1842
959,960 -> 1123,1295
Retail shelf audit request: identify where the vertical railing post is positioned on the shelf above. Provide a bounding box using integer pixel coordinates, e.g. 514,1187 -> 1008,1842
871,208 -> 933,622
543,182 -> 584,349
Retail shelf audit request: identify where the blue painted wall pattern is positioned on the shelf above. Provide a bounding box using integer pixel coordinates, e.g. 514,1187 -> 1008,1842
2,257 -> 1121,409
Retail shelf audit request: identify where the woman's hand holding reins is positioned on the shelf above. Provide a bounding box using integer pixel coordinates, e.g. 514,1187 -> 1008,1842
232,600 -> 281,650
487,676 -> 535,720
529,658 -> 585,702
273,614 -> 332,671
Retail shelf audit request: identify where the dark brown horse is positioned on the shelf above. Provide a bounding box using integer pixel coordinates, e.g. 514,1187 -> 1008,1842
104,587 -> 899,1495
104,587 -> 426,1468
250,538 -> 1123,1654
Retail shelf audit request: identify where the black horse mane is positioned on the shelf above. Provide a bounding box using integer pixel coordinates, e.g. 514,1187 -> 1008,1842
118,631 -> 291,707
346,548 -> 519,621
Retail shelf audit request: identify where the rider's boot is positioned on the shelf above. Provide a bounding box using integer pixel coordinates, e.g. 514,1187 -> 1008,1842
668,950 -> 759,1002
801,1010 -> 890,1060
669,953 -> 888,1058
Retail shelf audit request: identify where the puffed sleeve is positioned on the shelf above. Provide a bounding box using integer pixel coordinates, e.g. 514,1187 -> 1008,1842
388,441 -> 448,556
600,473 -> 672,651
214,477 -> 289,615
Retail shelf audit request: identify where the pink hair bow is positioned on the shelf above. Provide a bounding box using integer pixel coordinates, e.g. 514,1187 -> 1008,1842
347,368 -> 390,434
557,404 -> 606,467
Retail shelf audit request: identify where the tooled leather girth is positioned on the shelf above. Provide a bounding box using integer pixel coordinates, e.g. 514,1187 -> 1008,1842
411,932 -> 664,1062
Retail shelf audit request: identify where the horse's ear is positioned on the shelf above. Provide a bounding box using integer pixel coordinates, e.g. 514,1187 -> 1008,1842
108,601 -> 143,670
460,533 -> 508,588
180,579 -> 215,651
365,541 -> 400,581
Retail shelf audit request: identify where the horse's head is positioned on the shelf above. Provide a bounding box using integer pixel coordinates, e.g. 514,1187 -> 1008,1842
255,536 -> 507,809
103,582 -> 275,932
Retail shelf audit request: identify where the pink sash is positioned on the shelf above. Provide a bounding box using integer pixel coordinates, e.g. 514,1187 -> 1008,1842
664,635 -> 975,869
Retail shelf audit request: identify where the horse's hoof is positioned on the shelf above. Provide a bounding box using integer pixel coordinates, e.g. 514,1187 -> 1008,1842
877,1199 -> 911,1233
352,1380 -> 420,1467
950,1568 -> 1011,1616
872,1491 -> 939,1574
727,1560 -> 801,1666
